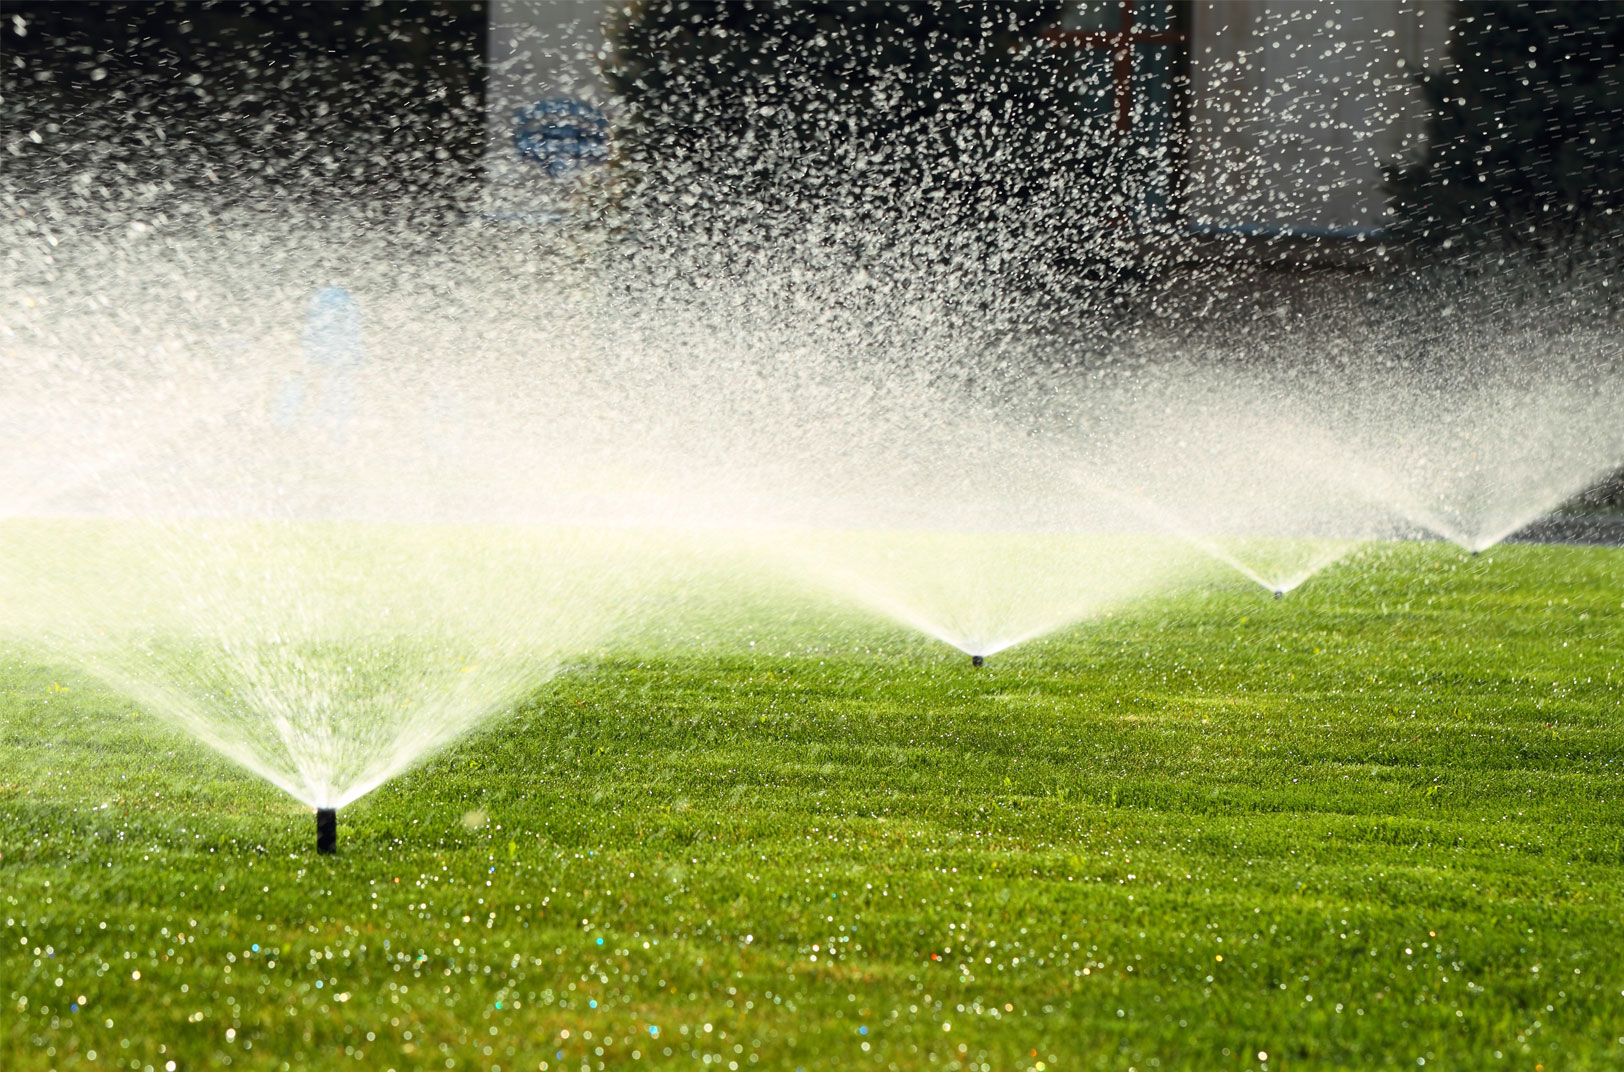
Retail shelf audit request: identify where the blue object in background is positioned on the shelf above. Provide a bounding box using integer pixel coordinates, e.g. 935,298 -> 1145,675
301,285 -> 365,368
273,285 -> 364,443
512,98 -> 610,178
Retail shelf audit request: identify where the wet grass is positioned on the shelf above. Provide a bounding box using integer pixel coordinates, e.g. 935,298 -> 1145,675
2,539 -> 1622,1071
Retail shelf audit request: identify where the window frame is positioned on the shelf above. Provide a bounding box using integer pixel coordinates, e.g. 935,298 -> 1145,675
1042,0 -> 1192,217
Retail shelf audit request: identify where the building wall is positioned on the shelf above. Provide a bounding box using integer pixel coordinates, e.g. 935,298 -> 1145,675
1185,0 -> 1454,235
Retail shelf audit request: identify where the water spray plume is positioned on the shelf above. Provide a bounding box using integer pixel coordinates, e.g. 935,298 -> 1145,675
2,2 -> 1621,847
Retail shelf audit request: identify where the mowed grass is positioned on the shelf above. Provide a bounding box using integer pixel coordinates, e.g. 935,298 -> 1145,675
2,540 -> 1622,1072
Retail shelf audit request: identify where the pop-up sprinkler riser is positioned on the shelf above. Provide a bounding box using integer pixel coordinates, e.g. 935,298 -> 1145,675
316,808 -> 337,854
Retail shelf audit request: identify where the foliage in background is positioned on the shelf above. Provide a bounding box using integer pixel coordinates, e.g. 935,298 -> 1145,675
1387,1 -> 1624,250
1383,3 -> 1624,504
603,1 -> 1183,317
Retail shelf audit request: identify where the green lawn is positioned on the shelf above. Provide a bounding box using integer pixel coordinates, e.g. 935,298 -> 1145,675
2,540 -> 1622,1071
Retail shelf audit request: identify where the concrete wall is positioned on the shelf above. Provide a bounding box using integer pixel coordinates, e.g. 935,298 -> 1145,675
1185,0 -> 1454,235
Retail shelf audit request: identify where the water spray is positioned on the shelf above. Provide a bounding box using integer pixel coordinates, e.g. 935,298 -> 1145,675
316,808 -> 337,854
971,654 -> 985,667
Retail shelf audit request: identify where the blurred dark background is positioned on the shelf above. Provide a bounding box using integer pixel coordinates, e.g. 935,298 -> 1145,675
1,1 -> 487,211
601,1 -> 1186,316
6,1 -> 1624,245
3,0 -> 1621,504
1387,1 -> 1624,249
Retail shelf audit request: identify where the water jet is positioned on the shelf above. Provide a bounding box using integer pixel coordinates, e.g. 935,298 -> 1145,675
775,527 -> 1207,664
316,807 -> 337,854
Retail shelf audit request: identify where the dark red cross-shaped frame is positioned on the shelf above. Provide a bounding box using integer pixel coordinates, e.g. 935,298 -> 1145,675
1042,0 -> 1188,134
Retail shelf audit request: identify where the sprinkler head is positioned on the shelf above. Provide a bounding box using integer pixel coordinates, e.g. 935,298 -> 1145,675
1471,550 -> 1480,557
316,808 -> 337,855
1273,590 -> 1284,600
971,654 -> 985,667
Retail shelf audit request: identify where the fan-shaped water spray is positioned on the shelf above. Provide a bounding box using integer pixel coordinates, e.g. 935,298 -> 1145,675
0,265 -> 682,850
4,1 -> 1622,858
1,514 -> 650,850
1348,346 -> 1624,553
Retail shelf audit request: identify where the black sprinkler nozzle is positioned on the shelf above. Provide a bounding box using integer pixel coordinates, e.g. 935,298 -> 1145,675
971,654 -> 985,667
316,808 -> 337,854
1273,590 -> 1284,600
